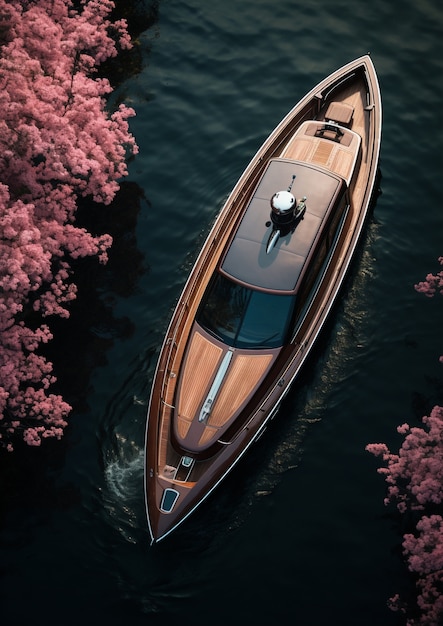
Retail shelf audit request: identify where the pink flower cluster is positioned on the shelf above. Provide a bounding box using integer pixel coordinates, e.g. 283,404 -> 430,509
367,407 -> 443,625
0,0 -> 137,450
403,515 -> 443,625
367,257 -> 443,625
414,257 -> 443,298
366,407 -> 443,514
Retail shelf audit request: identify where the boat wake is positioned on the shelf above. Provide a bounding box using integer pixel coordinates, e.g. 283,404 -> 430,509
103,434 -> 145,544
105,438 -> 143,499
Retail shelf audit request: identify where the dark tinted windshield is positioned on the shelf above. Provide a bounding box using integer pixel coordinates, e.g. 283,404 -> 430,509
197,273 -> 295,349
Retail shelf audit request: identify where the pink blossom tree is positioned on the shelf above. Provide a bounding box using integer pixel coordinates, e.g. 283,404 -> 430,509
0,0 -> 138,450
367,257 -> 443,625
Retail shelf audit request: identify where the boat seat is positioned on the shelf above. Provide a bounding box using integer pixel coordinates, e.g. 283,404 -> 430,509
316,124 -> 344,142
302,121 -> 353,147
324,101 -> 354,126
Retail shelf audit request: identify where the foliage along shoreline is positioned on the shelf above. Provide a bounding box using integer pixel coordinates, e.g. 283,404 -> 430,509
0,0 -> 138,450
367,256 -> 443,626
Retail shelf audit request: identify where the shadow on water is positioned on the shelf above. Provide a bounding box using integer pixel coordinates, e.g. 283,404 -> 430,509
100,0 -> 162,88
0,180 -> 147,543
44,180 -> 147,412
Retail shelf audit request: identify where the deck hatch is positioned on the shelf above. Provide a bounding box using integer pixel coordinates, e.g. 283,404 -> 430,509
160,488 -> 180,513
221,159 -> 344,292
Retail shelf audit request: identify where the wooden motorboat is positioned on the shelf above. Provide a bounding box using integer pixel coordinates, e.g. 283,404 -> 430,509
144,55 -> 382,543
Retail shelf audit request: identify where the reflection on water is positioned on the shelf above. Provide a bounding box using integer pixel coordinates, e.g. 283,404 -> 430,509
239,216 -> 380,488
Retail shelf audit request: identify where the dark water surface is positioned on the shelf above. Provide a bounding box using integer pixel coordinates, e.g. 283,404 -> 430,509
1,1 -> 443,625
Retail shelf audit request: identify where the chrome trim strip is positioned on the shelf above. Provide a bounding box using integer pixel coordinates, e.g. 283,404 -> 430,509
198,348 -> 234,422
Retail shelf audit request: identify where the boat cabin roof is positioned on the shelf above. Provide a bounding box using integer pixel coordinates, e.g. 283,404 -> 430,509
220,158 -> 346,294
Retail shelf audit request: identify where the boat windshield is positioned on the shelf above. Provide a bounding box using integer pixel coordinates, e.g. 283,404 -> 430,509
197,273 -> 295,349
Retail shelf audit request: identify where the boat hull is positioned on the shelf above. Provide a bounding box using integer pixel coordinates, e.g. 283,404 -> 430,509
144,55 -> 382,543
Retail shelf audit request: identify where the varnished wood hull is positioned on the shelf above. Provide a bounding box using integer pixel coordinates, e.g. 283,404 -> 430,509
144,56 -> 382,543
